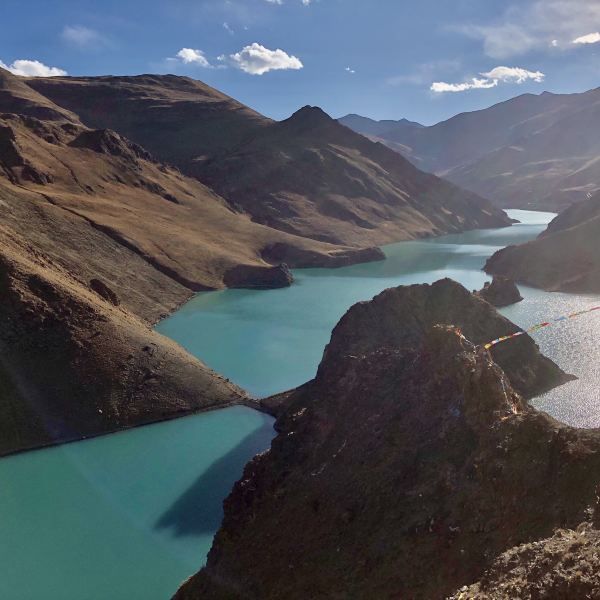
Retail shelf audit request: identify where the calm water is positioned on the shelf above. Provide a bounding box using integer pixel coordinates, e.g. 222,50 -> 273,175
3,209 -> 599,600
158,209 -> 600,427
0,406 -> 274,600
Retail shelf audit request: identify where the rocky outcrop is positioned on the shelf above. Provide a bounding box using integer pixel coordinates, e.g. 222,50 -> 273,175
318,279 -> 571,400
223,263 -> 293,290
449,525 -> 600,599
89,278 -> 120,306
486,193 -> 600,294
475,276 -> 523,307
175,280 -> 591,600
0,236 -> 245,456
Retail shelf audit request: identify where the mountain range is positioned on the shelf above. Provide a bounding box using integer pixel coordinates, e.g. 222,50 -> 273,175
341,87 -> 600,210
0,67 -> 509,455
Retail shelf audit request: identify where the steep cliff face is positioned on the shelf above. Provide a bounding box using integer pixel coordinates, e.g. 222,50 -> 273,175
486,193 -> 600,294
0,232 -> 246,456
175,280 -> 591,600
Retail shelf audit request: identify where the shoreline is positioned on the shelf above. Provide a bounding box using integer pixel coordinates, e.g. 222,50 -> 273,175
2,216 -> 524,461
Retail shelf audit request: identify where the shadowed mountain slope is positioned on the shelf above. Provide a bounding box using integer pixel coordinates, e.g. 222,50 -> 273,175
1,68 -> 385,322
197,106 -> 510,246
486,192 -> 600,293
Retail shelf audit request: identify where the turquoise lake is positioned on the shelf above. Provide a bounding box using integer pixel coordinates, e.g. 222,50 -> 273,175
158,209 -> 600,427
2,209 -> 599,600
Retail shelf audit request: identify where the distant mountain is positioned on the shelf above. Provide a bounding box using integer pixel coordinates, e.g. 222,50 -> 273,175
486,192 -> 600,293
339,113 -> 424,138
341,88 -> 600,210
29,75 -> 510,246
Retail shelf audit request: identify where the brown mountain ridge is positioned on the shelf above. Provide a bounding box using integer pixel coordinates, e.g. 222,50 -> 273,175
27,73 -> 511,245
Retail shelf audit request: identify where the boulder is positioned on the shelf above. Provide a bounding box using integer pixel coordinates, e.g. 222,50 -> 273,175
475,276 -> 523,307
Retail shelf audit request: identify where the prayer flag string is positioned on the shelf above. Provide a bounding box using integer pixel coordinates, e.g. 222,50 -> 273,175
484,306 -> 600,350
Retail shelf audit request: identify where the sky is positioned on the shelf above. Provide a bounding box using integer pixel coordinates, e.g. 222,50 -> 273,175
2,0 -> 600,124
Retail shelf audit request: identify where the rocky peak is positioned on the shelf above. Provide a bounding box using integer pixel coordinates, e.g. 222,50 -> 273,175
320,278 -> 570,399
0,67 -> 79,123
281,105 -> 340,135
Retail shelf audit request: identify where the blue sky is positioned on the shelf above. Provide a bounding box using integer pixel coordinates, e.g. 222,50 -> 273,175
2,0 -> 600,124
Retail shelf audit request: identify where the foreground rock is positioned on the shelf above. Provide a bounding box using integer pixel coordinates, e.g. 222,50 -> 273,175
449,525 -> 600,599
0,234 -> 245,456
475,276 -> 523,307
174,280 -> 593,600
486,193 -> 600,294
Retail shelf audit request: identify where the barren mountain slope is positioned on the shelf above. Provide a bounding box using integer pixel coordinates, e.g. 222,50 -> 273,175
0,229 -> 246,456
486,192 -> 600,293
197,106 -> 511,246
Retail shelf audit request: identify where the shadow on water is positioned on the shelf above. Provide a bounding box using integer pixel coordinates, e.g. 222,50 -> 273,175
155,417 -> 275,537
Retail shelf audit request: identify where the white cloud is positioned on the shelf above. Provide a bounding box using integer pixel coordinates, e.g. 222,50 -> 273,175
431,65 -> 544,93
223,22 -> 234,35
0,59 -> 67,77
573,32 -> 600,44
61,25 -> 106,48
431,78 -> 498,93
175,48 -> 212,67
480,66 -> 545,83
454,0 -> 600,58
345,66 -> 355,74
229,43 -> 303,75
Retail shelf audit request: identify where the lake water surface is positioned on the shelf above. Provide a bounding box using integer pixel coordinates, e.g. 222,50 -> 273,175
159,210 -> 600,427
3,210 -> 599,600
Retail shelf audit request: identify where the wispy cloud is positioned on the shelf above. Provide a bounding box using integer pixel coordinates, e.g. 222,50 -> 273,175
345,66 -> 355,74
61,25 -> 108,48
573,32 -> 600,45
431,66 -> 544,93
387,60 -> 462,87
229,43 -> 303,75
223,22 -> 234,35
264,0 -> 313,5
453,0 -> 600,58
0,58 -> 67,77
